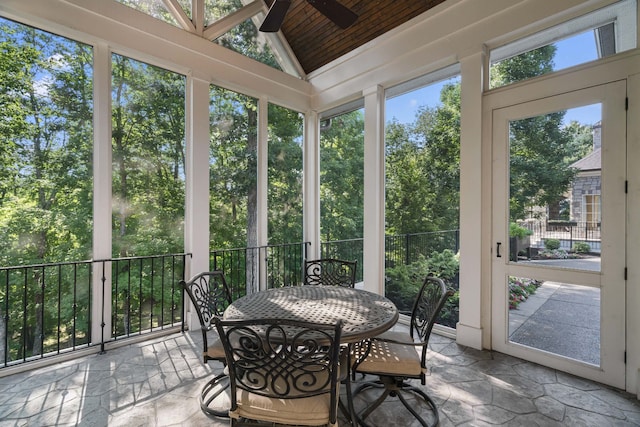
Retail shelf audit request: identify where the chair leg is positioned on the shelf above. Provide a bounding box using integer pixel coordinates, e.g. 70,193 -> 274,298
200,372 -> 230,418
340,363 -> 357,426
352,377 -> 438,427
396,384 -> 439,427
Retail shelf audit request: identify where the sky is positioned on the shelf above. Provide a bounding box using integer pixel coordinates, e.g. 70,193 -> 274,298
386,30 -> 602,127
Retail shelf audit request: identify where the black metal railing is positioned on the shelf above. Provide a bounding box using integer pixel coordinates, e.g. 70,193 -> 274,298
385,230 -> 460,268
211,242 -> 310,299
320,238 -> 364,282
0,253 -> 188,370
521,220 -> 601,252
109,254 -> 188,343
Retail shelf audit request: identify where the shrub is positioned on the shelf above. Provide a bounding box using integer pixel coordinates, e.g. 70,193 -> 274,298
438,289 -> 459,329
509,277 -> 542,309
572,242 -> 591,253
510,222 -> 533,238
539,248 -> 569,259
385,249 -> 460,317
544,238 -> 561,250
427,249 -> 459,280
385,255 -> 430,312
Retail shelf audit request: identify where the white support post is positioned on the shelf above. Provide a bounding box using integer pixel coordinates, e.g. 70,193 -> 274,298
91,42 -> 112,345
362,85 -> 385,295
456,49 -> 486,349
257,97 -> 269,291
184,75 -> 211,330
303,110 -> 320,261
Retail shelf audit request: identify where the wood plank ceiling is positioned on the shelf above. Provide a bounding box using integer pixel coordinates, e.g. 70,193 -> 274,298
267,0 -> 448,74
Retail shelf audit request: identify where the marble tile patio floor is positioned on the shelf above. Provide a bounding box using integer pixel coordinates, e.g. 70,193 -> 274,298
0,328 -> 639,426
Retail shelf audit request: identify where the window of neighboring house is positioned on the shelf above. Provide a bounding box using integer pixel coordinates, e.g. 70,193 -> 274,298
584,194 -> 602,225
490,0 -> 636,89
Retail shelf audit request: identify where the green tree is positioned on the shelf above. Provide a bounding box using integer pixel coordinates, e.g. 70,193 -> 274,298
319,110 -> 364,242
385,81 -> 461,235
267,104 -> 303,245
209,86 -> 258,249
492,45 -> 586,221
110,54 -> 186,335
111,55 -> 185,258
0,19 -> 94,359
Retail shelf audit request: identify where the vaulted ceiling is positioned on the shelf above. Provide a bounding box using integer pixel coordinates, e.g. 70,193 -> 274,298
270,0 -> 448,74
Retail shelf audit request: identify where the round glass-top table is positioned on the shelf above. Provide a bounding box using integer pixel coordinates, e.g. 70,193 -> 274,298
223,285 -> 398,344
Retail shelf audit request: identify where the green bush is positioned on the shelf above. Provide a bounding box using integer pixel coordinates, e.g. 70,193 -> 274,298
385,249 -> 460,322
427,249 -> 459,280
510,222 -> 533,238
385,255 -> 430,312
544,238 -> 561,250
438,289 -> 459,329
572,242 -> 591,253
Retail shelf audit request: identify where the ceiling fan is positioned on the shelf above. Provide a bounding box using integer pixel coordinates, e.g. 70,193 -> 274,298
259,0 -> 358,32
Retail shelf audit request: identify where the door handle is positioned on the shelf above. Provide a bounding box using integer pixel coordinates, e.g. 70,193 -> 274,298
496,242 -> 502,258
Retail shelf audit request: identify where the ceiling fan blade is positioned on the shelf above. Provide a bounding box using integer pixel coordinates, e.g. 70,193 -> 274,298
307,0 -> 358,29
259,0 -> 291,32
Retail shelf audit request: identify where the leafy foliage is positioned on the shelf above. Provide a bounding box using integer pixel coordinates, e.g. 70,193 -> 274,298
493,46 -> 594,222
510,222 -> 533,238
385,82 -> 460,235
319,111 -> 365,242
385,249 -> 459,327
572,242 -> 591,253
509,277 -> 542,309
544,239 -> 561,250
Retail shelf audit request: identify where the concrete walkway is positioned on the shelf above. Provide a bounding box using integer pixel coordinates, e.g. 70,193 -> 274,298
509,282 -> 600,365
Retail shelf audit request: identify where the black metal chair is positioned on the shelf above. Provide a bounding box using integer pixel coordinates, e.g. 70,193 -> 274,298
180,271 -> 233,417
351,276 -> 453,427
213,317 -> 345,427
303,258 -> 357,288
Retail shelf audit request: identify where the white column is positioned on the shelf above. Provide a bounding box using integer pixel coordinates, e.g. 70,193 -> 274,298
362,85 -> 385,294
185,76 -> 211,278
257,97 -> 269,290
91,42 -> 112,344
184,75 -> 210,330
303,110 -> 321,260
456,49 -> 485,349
626,72 -> 640,396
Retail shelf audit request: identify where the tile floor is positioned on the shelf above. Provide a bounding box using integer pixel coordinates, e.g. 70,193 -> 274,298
0,328 -> 639,426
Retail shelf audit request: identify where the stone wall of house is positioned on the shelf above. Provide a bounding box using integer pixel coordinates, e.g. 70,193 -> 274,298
571,175 -> 601,222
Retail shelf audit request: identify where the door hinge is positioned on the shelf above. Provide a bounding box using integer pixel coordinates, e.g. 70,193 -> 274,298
624,351 -> 627,364
626,97 -> 629,110
624,267 -> 627,280
625,180 -> 628,193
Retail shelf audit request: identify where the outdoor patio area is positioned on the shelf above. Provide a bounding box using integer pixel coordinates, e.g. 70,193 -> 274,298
0,324 -> 639,427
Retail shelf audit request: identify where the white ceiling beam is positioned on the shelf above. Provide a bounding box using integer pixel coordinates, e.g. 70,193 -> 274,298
261,32 -> 306,78
202,0 -> 264,40
162,0 -> 195,32
192,0 -> 204,35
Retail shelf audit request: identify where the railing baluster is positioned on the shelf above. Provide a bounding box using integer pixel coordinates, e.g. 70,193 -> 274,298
57,264 -> 62,354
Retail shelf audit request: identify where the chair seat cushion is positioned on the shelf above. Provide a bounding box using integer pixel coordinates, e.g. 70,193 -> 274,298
231,389 -> 332,426
205,338 -> 226,360
354,330 -> 423,377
